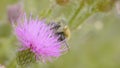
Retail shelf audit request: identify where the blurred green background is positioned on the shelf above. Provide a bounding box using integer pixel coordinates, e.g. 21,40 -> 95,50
0,0 -> 120,68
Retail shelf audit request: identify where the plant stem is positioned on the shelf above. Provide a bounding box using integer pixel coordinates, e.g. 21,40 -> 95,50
74,12 -> 94,29
7,58 -> 16,68
69,1 -> 85,27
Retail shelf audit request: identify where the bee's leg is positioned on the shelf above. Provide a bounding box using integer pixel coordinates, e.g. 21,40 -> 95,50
64,39 -> 70,51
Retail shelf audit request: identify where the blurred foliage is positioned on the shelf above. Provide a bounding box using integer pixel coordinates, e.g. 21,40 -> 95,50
0,0 -> 120,68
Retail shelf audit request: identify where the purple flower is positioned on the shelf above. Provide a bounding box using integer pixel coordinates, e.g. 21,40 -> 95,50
7,3 -> 24,23
14,14 -> 67,63
116,1 -> 120,15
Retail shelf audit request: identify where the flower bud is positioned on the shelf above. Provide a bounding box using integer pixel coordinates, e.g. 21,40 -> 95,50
56,0 -> 69,6
95,0 -> 116,12
16,48 -> 36,67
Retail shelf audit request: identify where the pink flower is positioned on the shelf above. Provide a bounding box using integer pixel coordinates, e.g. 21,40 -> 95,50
7,2 -> 24,23
14,14 -> 67,63
116,1 -> 120,15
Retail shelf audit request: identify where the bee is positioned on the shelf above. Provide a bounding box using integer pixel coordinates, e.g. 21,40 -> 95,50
48,21 -> 71,50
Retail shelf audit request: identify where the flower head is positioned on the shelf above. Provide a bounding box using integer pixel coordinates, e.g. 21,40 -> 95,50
7,2 -> 24,23
116,1 -> 120,15
14,14 -> 67,64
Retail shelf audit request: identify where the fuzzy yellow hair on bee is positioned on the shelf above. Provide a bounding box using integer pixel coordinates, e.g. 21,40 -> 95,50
63,25 -> 71,40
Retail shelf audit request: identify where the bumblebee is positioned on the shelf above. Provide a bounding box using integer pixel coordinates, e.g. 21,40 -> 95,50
48,21 -> 71,49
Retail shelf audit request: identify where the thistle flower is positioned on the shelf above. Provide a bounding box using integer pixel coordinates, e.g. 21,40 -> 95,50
115,1 -> 120,15
7,2 -> 24,23
0,64 -> 5,68
14,14 -> 67,65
